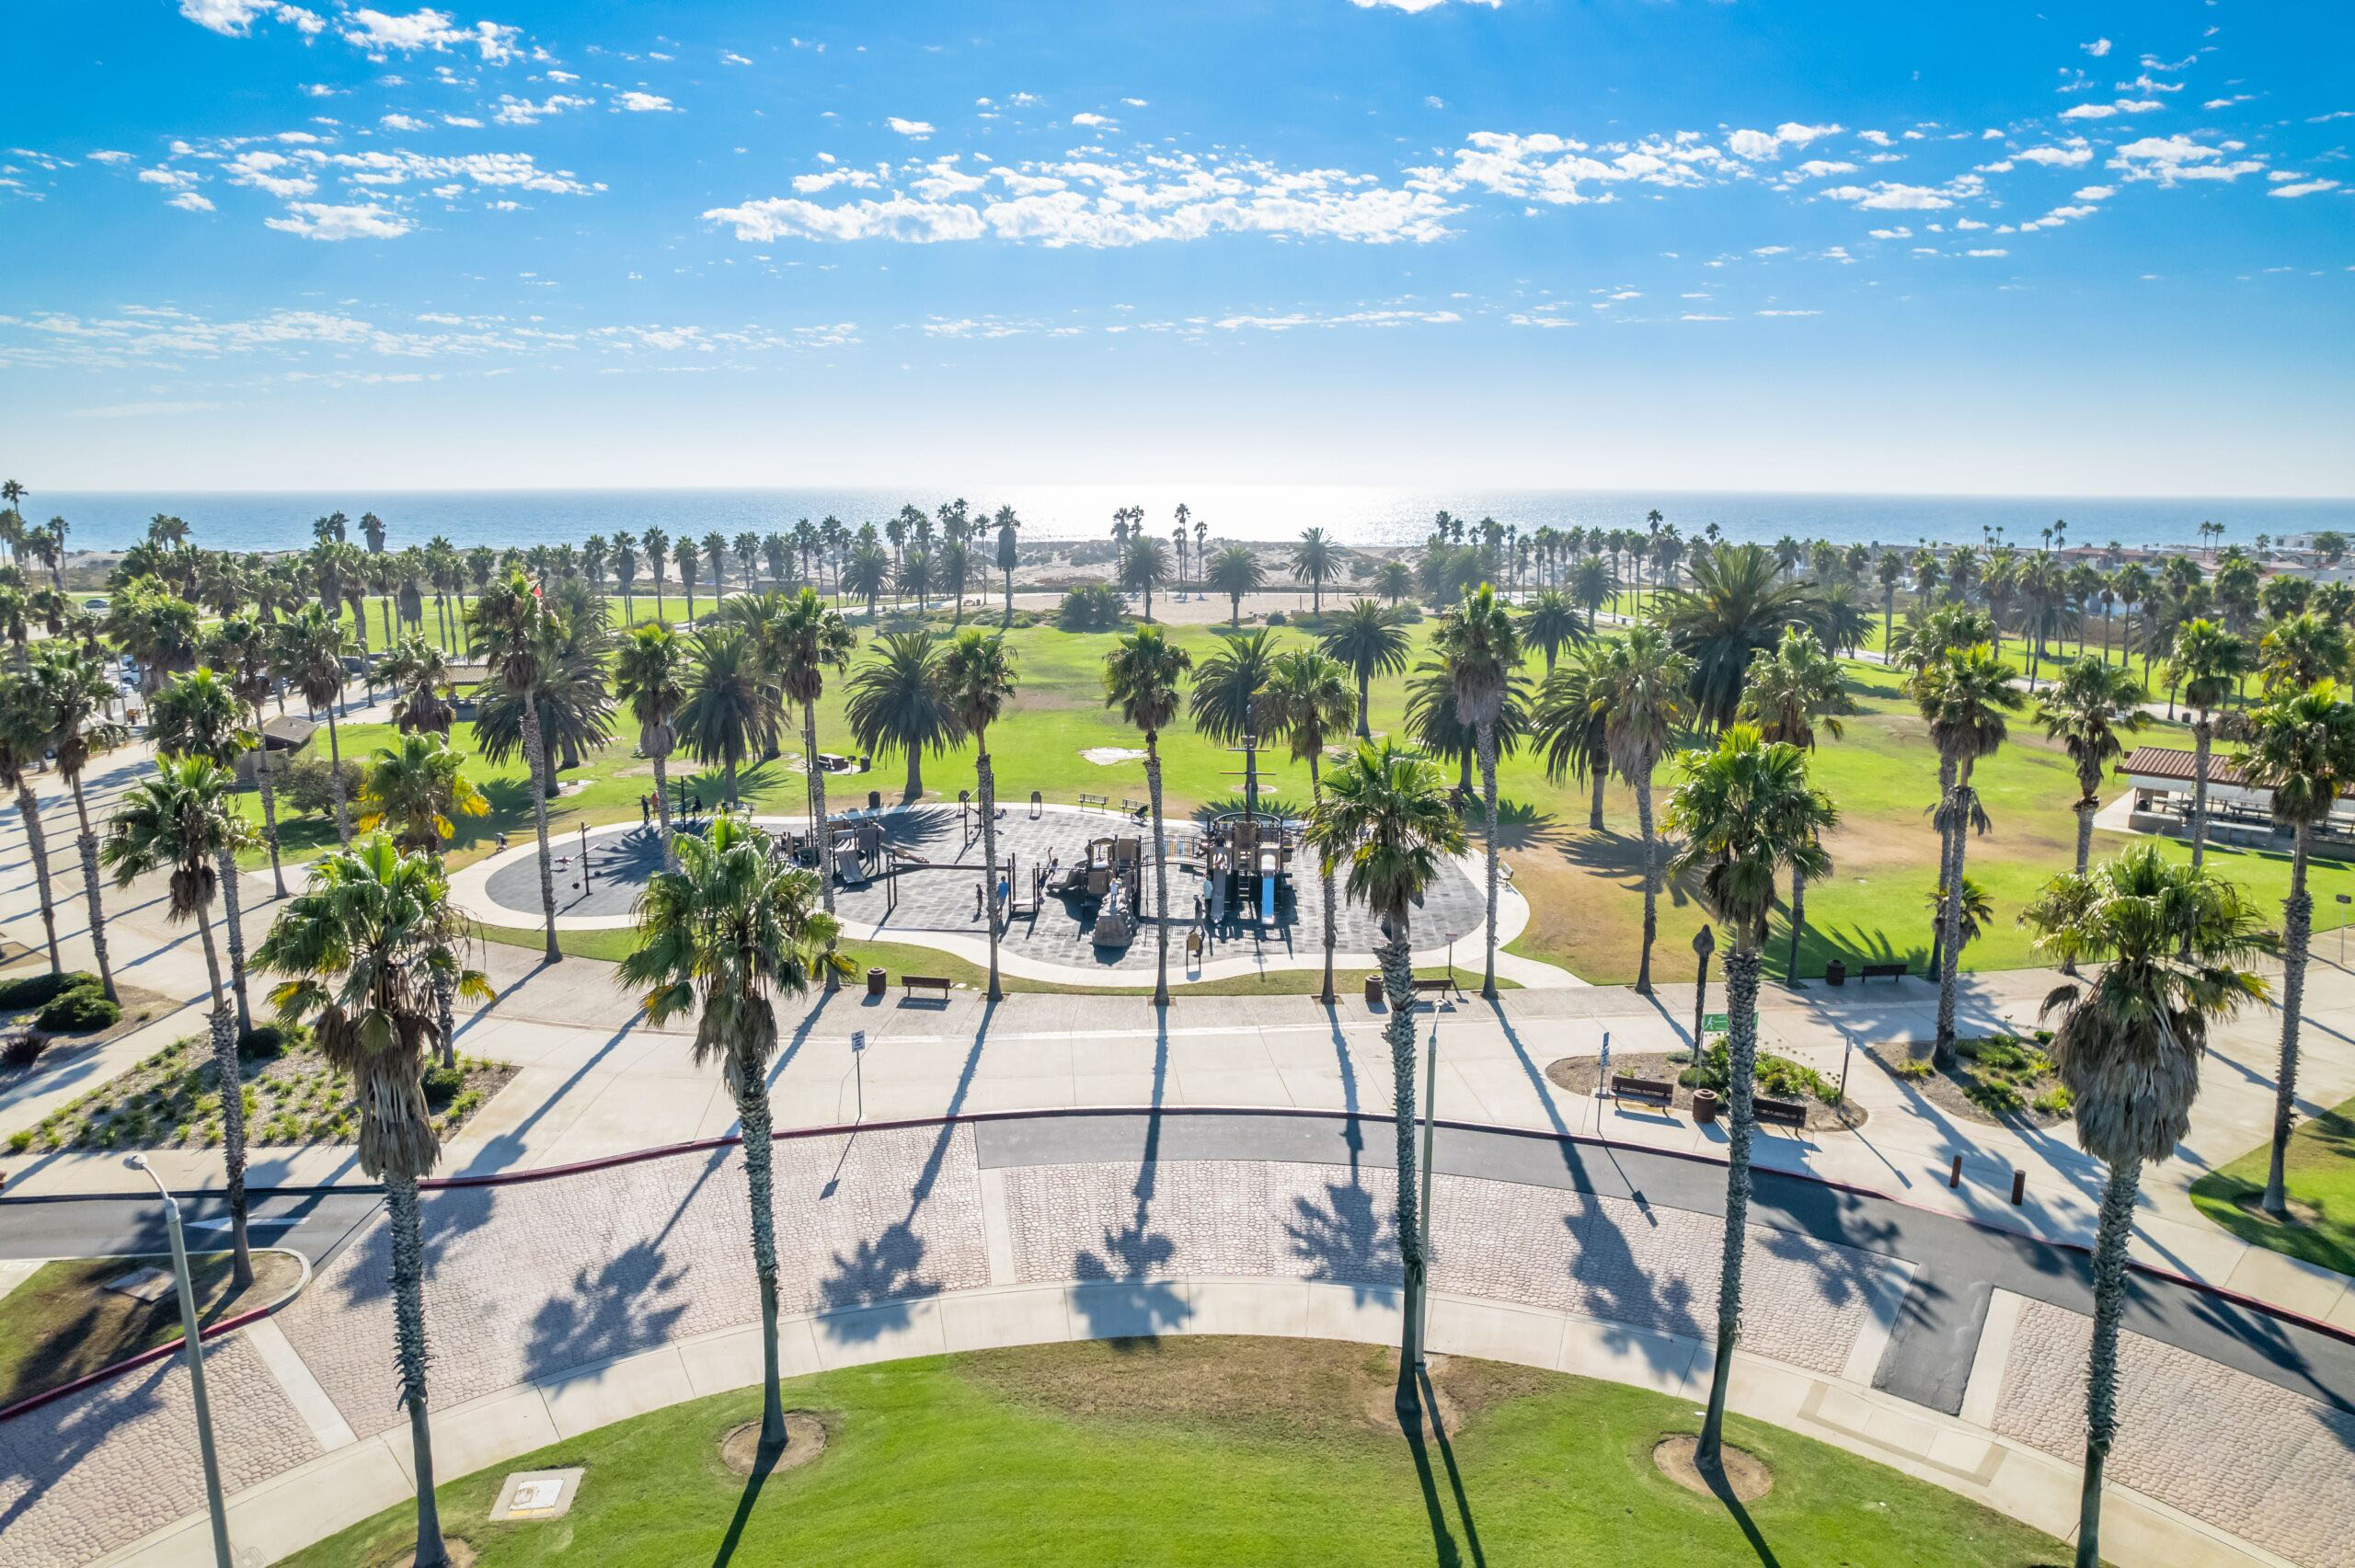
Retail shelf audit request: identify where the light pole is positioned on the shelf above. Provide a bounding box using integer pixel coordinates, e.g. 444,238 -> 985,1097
1690,924 -> 1716,1047
127,1155 -> 232,1568
1414,1018 -> 1440,1369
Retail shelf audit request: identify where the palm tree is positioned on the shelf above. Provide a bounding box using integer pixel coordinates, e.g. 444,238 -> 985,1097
1663,725 -> 1835,1471
2259,612 -> 2348,694
2239,681 -> 2355,1217
256,835 -> 489,1568
1305,740 -> 1465,1411
0,665 -> 66,974
1535,642 -> 1614,832
40,644 -> 129,1001
845,631 -> 956,804
941,630 -> 1018,1000
2021,845 -> 2268,1568
1103,627 -> 1194,1005
1518,589 -> 1586,673
1291,527 -> 1335,615
149,668 -> 264,1035
614,622 -> 689,868
1738,626 -> 1853,984
467,571 -> 563,963
1918,646 -> 2023,1067
2167,619 -> 2256,869
380,639 -> 456,736
1120,533 -> 1170,623
1433,585 -> 1523,1000
1590,628 -> 1694,995
1876,550 -> 1908,653
994,506 -> 1022,623
1316,600 -> 1412,739
357,732 -> 489,854
769,589 -> 856,922
1264,649 -> 1355,1003
844,541 -> 890,621
206,618 -> 291,898
2037,658 -> 2148,876
104,757 -> 258,1286
1652,543 -> 1825,729
1377,559 -> 1413,604
1207,544 -> 1263,627
1190,629 -> 1280,814
1569,555 -> 1616,630
677,625 -> 775,811
275,604 -> 358,847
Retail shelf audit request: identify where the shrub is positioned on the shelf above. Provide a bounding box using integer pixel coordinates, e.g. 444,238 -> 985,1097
1893,1059 -> 1935,1081
6,1129 -> 30,1153
37,986 -> 121,1034
420,1063 -> 465,1105
1055,583 -> 1125,632
1965,1077 -> 2025,1116
2,1034 -> 45,1071
2033,1086 -> 2075,1116
0,970 -> 101,1010
239,1023 -> 302,1059
1678,1040 -> 1840,1104
280,756 -> 364,818
1266,611 -> 1289,626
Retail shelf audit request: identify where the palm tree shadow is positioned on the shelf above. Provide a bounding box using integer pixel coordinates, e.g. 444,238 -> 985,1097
711,1441 -> 782,1568
1071,1013 -> 1191,1339
1418,1366 -> 1487,1567
1701,1457 -> 1782,1567
1396,1385 -> 1467,1568
1492,801 -> 1570,855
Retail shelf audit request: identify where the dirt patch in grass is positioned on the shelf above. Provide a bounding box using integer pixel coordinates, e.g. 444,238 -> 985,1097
961,1335 -> 1545,1443
1653,1435 -> 1773,1503
1867,1036 -> 2072,1128
0,1248 -> 304,1407
8,1025 -> 513,1157
1547,1050 -> 1867,1133
381,1539 -> 475,1568
718,1412 -> 829,1476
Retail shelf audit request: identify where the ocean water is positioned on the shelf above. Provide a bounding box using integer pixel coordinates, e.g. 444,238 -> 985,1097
32,485 -> 2355,555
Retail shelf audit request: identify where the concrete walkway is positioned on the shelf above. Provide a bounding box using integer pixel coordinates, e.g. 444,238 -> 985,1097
5,1109 -> 2338,1568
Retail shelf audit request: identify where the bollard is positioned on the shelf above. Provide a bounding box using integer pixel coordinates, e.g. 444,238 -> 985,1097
2010,1169 -> 2026,1207
1947,1153 -> 1964,1190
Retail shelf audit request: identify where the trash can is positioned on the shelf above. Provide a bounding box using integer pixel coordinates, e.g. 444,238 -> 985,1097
867,967 -> 886,999
1364,974 -> 1383,1007
868,789 -> 882,810
1824,957 -> 1847,988
1692,1088 -> 1721,1125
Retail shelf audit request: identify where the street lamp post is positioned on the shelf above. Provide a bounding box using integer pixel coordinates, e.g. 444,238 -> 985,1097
1414,1019 -> 1439,1369
127,1155 -> 232,1568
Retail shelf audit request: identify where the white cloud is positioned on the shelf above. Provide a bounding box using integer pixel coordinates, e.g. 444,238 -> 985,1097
225,150 -> 317,197
1212,307 -> 1460,332
2203,95 -> 2255,110
67,400 -> 224,418
1727,128 -> 1779,160
886,117 -> 936,138
1755,308 -> 1821,316
615,92 -> 675,113
721,51 -> 752,65
1751,245 -> 1789,256
2081,38 -> 2112,57
494,93 -> 592,125
2270,178 -> 2341,198
381,113 -> 431,132
1818,180 -> 1954,210
1858,130 -> 1893,147
1867,225 -> 1912,239
442,114 -> 482,128
88,149 -> 134,165
341,8 -> 523,63
178,0 -> 322,38
1965,247 -> 2009,258
300,83 -> 342,98
1347,0 -> 1501,9
168,191 -> 216,212
138,166 -> 201,189
2108,134 -> 2267,184
2062,99 -> 2166,120
265,200 -> 414,240
2014,140 -> 2094,167
1071,112 -> 1112,128
2072,184 -> 2115,200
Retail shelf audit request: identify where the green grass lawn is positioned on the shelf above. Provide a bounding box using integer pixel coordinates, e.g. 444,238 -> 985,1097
0,1250 -> 302,1408
236,604 -> 2340,987
279,1337 -> 2067,1568
2189,1092 -> 2355,1279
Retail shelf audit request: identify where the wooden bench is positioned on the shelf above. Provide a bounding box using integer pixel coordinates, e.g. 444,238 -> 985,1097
1121,797 -> 1148,819
1858,961 -> 1908,983
1752,1094 -> 1809,1130
1076,793 -> 1109,812
1611,1073 -> 1675,1107
901,975 -> 952,1001
1410,975 -> 1462,1001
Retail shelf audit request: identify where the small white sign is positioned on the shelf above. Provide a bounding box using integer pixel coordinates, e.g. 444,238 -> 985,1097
851,1029 -> 867,1053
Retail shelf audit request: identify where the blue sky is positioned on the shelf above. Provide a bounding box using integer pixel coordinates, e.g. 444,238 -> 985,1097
4,0 -> 2350,495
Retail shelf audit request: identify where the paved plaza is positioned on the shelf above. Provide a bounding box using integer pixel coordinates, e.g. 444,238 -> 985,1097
470,802 -> 1492,978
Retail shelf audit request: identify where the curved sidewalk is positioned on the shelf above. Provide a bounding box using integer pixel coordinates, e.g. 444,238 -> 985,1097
5,1110 -> 2347,1568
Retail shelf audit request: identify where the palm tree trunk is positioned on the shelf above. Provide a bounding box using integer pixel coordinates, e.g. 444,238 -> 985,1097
72,786 -> 118,1003
803,700 -> 835,924
978,742 -> 1002,1001
739,1080 -> 789,1448
2074,793 -> 2097,876
1145,736 -> 1171,1007
215,846 -> 253,1036
253,717 -> 289,898
1696,941 -> 1763,1469
1355,670 -> 1373,739
520,701 -> 560,964
1932,753 -> 1959,1069
1935,779 -> 1973,1070
1478,719 -> 1500,1001
1784,864 -> 1808,987
2189,715 -> 2213,869
1633,774 -> 1659,995
324,708 -> 351,847
1380,916 -> 1425,1415
2265,829 -> 2312,1216
385,1173 -> 450,1568
1315,754 -> 1338,1006
14,781 -> 62,972
193,911 -> 253,1289
1589,767 -> 1605,832
433,966 -> 457,1072
650,750 -> 678,872
2074,1154 -> 2141,1568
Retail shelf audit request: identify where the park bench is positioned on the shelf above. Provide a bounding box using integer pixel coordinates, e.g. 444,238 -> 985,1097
1858,961 -> 1909,983
1121,797 -> 1148,820
1411,975 -> 1463,1001
1752,1094 -> 1809,1130
1077,792 -> 1109,811
1611,1073 -> 1676,1107
901,975 -> 953,1001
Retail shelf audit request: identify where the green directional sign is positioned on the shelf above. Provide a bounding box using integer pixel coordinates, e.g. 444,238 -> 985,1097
1702,1013 -> 1729,1034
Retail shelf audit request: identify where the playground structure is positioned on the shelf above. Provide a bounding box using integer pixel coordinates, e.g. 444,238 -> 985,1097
1202,807 -> 1297,929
